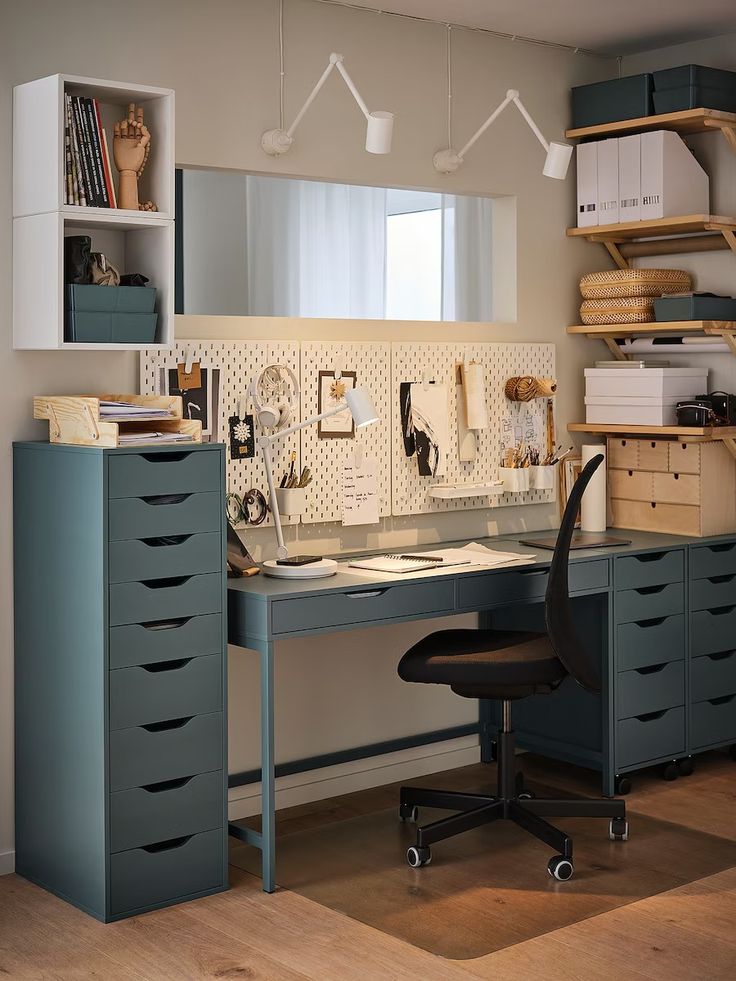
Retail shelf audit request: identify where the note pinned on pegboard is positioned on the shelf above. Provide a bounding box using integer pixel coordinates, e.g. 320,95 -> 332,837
342,453 -> 379,526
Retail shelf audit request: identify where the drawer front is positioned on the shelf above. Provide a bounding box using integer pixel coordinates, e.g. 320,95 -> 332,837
273,579 -> 455,634
615,549 -> 684,590
456,559 -> 609,612
108,493 -> 221,541
616,614 -> 685,672
609,469 -> 653,502
691,651 -> 736,703
616,582 -> 684,624
669,441 -> 701,475
109,574 -> 222,626
617,660 -> 685,720
109,712 -> 223,792
691,695 -> 736,750
652,472 -> 700,506
638,440 -> 670,473
108,450 -> 220,499
616,707 -> 685,769
690,574 -> 736,612
109,532 -> 222,583
110,771 -> 224,853
109,614 -> 223,669
608,438 -> 639,470
109,654 -> 222,730
610,499 -> 701,537
109,828 -> 224,915
690,541 -> 736,580
691,607 -> 736,657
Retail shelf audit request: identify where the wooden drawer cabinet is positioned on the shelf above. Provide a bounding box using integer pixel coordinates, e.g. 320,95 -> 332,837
652,472 -> 700,506
669,441 -> 701,475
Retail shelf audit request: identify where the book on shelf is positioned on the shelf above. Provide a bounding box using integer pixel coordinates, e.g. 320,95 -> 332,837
65,94 -> 116,208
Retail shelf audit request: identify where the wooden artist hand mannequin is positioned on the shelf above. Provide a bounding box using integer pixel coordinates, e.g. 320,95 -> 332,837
113,103 -> 155,211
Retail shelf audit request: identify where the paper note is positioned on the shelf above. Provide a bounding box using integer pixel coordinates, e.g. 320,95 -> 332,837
342,456 -> 379,526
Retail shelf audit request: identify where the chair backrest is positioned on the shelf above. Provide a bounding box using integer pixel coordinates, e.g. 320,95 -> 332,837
544,454 -> 604,692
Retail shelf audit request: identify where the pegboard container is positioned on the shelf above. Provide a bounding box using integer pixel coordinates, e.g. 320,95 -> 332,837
300,342 -> 391,524
140,340 -> 300,526
391,342 -> 556,516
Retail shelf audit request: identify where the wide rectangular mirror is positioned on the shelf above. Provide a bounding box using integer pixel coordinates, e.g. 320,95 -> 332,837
176,169 -> 515,322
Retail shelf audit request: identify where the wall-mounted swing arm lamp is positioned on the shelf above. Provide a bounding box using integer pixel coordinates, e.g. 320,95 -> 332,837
261,52 -> 394,156
433,88 -> 573,179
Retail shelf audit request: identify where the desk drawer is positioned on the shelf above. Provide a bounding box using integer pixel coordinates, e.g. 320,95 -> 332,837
617,660 -> 684,720
691,695 -> 736,750
110,771 -> 223,853
109,614 -> 223,669
457,560 -> 609,611
691,651 -> 736,703
616,615 -> 685,672
615,550 -> 684,590
616,707 -> 685,769
109,574 -> 222,626
109,712 -> 223,792
109,654 -> 222,730
109,828 -> 224,915
690,541 -> 736,580
108,450 -> 220,499
108,493 -> 221,541
272,579 -> 455,635
690,574 -> 736,611
109,533 -> 222,583
615,582 -> 684,624
691,606 -> 736,657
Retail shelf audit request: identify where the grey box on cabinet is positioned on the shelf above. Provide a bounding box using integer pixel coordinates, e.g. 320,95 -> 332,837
571,74 -> 653,128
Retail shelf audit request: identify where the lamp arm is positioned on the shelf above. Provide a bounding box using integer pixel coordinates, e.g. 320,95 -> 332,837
456,91 -> 515,161
257,402 -> 345,446
510,94 -> 550,153
285,57 -> 338,139
334,58 -> 371,121
260,440 -> 287,559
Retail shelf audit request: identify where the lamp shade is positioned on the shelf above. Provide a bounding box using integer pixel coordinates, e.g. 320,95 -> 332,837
365,111 -> 394,154
543,141 -> 573,180
345,386 -> 379,428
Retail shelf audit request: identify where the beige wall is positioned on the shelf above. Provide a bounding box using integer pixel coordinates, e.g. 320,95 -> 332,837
1,0 -> 617,865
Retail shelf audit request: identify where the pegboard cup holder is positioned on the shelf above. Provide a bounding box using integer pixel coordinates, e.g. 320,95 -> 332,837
275,486 -> 308,517
499,467 -> 531,493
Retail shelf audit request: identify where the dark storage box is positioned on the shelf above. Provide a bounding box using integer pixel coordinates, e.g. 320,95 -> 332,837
653,64 -> 736,92
654,293 -> 736,322
571,74 -> 653,128
652,65 -> 736,114
65,284 -> 158,344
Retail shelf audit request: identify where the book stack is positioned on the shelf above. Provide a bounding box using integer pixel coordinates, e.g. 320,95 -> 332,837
64,94 -> 117,208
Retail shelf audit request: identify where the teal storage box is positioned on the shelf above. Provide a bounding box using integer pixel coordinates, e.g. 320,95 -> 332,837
65,285 -> 158,344
654,294 -> 736,322
652,65 -> 736,113
571,74 -> 653,128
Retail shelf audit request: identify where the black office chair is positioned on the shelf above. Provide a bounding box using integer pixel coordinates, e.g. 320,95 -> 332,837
397,454 -> 627,881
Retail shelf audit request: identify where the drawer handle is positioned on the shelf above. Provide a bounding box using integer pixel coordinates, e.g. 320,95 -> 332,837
141,657 -> 193,673
634,552 -> 669,564
141,535 -> 192,548
346,589 -> 388,599
708,574 -> 736,585
635,663 -> 667,675
709,543 -> 736,554
141,493 -> 191,506
141,576 -> 193,589
635,709 -> 668,722
708,694 -> 736,706
519,569 -> 547,578
141,775 -> 195,793
141,716 -> 194,733
708,605 -> 736,617
141,452 -> 193,463
141,834 -> 193,853
634,617 -> 666,628
141,616 -> 192,631
635,584 -> 667,596
707,651 -> 736,662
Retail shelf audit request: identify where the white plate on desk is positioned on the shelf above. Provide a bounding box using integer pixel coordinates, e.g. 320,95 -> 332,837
262,558 -> 338,579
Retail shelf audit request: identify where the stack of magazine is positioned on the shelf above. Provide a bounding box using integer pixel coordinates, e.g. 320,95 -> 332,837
64,94 -> 117,208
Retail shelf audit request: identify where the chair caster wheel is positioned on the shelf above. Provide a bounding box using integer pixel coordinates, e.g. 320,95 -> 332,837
548,855 -> 574,881
518,791 -> 535,800
399,803 -> 419,823
677,757 -> 694,777
662,762 -> 679,782
615,775 -> 632,796
407,845 -> 431,868
609,817 -> 629,841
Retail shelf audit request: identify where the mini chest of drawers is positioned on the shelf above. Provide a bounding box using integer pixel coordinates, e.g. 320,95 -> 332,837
14,442 -> 228,922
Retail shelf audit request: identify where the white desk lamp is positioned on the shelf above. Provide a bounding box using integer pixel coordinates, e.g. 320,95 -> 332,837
251,367 -> 380,579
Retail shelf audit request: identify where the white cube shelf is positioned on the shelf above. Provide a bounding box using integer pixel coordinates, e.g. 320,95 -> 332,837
13,74 -> 175,350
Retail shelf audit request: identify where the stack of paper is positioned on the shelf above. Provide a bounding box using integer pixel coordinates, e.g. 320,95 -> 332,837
117,431 -> 194,445
100,401 -> 173,418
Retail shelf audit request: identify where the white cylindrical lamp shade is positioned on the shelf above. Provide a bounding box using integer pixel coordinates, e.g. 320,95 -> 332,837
543,141 -> 573,180
580,444 -> 607,533
345,386 -> 379,428
365,111 -> 394,154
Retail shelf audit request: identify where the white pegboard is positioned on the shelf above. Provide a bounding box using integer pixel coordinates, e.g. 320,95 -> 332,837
300,341 -> 391,524
140,340 -> 300,527
391,342 -> 556,516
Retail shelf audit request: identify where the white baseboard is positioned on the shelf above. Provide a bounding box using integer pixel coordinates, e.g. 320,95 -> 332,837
0,850 -> 15,876
228,735 -> 480,820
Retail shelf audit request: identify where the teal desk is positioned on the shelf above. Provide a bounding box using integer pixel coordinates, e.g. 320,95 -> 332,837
227,530 -> 736,892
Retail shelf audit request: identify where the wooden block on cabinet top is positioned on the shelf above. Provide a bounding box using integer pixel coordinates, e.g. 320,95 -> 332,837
669,441 -> 701,475
652,471 -> 700,505
609,469 -> 654,501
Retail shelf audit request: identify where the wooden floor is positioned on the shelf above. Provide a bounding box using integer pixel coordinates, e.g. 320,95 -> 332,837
2,752 -> 736,980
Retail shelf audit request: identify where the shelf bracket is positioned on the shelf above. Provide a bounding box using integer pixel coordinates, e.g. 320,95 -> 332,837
720,228 -> 736,256
718,124 -> 736,155
602,337 -> 628,361
722,437 -> 736,461
602,241 -> 629,270
718,331 -> 736,357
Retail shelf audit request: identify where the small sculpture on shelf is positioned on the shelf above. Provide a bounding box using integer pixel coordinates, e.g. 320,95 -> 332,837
113,103 -> 157,212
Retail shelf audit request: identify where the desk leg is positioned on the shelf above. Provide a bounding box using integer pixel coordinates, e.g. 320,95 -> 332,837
259,639 -> 277,893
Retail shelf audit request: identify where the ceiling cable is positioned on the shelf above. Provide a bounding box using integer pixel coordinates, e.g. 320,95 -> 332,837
279,0 -> 285,130
446,24 -> 452,150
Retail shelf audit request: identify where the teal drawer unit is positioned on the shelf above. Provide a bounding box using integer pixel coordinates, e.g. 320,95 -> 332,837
13,443 -> 228,923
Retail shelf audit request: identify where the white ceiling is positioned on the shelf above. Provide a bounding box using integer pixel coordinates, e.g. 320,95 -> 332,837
325,0 -> 736,54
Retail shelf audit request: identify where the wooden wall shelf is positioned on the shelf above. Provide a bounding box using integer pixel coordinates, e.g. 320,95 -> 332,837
566,107 -> 736,150
569,422 -> 736,459
567,320 -> 736,360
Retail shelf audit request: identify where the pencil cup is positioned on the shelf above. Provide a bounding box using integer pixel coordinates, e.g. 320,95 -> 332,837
274,487 -> 307,517
499,467 -> 531,493
529,464 -> 556,490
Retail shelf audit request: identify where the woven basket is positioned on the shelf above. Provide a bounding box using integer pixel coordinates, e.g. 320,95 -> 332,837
579,268 -> 692,300
580,297 -> 655,325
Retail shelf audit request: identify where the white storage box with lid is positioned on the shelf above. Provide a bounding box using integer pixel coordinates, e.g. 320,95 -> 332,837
585,395 -> 681,426
585,367 -> 708,399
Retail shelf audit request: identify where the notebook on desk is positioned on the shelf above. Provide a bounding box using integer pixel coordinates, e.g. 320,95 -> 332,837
348,553 -> 471,574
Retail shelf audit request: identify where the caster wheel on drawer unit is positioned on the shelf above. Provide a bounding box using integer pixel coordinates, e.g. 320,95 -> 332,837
609,818 -> 629,841
615,775 -> 632,796
729,745 -> 736,762
548,855 -> 574,881
677,757 -> 695,777
662,762 -> 679,782
399,804 -> 419,824
407,846 -> 431,868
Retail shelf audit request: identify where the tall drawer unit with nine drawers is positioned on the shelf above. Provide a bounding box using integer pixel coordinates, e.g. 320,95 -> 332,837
14,442 -> 228,921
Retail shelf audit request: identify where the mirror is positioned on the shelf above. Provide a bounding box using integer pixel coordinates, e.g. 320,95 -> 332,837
176,169 -> 515,322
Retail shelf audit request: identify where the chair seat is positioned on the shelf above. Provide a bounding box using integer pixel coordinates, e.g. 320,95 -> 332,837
398,628 -> 566,698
